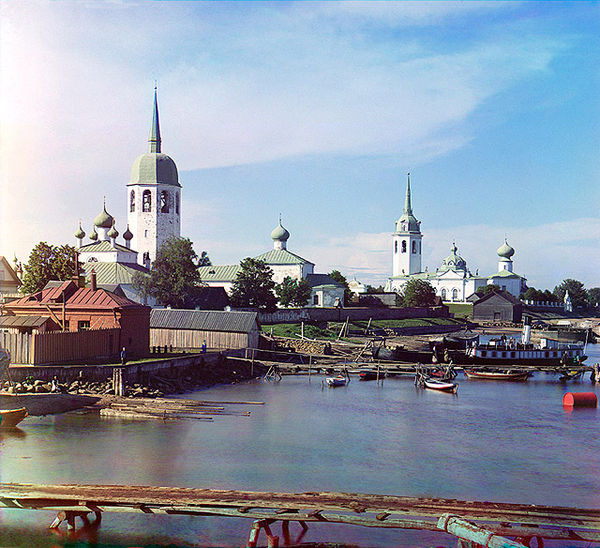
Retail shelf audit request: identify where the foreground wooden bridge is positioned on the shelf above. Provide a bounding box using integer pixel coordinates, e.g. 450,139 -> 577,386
1,483 -> 599,547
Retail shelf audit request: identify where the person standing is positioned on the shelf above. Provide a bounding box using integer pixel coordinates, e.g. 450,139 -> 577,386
120,347 -> 127,366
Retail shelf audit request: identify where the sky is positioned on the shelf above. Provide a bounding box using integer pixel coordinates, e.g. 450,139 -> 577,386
1,1 -> 599,291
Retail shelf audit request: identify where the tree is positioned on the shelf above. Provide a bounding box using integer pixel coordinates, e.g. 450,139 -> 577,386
20,242 -> 80,294
230,258 -> 277,311
133,237 -> 202,308
328,270 -> 351,305
475,284 -> 500,298
276,276 -> 311,307
553,279 -> 588,309
401,279 -> 437,307
587,287 -> 600,307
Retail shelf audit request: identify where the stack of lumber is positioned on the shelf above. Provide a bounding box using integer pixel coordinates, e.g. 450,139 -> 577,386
99,397 -> 263,422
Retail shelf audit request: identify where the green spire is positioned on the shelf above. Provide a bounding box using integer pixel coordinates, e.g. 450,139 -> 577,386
148,86 -> 161,153
404,172 -> 412,214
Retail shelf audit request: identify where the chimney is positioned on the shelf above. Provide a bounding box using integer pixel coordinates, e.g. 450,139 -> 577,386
91,270 -> 97,291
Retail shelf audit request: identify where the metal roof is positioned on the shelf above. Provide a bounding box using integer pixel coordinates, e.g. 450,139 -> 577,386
151,309 -> 259,333
198,264 -> 241,282
305,274 -> 344,289
78,240 -> 133,254
0,315 -> 50,328
254,249 -> 313,266
81,262 -> 149,285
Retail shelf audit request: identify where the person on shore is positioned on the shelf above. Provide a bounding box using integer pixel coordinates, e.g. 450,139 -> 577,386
201,340 -> 207,353
120,347 -> 127,366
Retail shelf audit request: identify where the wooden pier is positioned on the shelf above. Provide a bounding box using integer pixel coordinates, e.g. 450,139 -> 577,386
1,483 -> 599,547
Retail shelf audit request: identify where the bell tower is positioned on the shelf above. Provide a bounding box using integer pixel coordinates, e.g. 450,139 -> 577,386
392,173 -> 422,277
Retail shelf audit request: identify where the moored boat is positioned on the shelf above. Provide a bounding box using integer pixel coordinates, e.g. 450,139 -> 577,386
0,407 -> 28,428
358,371 -> 379,381
464,369 -> 530,381
325,375 -> 347,387
423,378 -> 458,393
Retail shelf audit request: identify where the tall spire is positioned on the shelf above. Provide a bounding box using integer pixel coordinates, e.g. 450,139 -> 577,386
148,85 -> 161,153
404,172 -> 412,214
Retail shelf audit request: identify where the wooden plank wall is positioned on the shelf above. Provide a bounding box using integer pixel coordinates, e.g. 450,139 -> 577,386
32,328 -> 121,365
150,328 -> 256,350
0,332 -> 32,364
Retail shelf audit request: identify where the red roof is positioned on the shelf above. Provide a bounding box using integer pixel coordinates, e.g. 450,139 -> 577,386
5,281 -> 143,311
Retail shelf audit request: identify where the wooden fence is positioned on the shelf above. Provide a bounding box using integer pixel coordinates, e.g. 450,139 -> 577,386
150,328 -> 259,350
1,328 -> 121,365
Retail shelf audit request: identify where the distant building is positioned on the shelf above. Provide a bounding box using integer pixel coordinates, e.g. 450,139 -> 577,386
472,290 -> 523,323
0,256 -> 21,301
348,278 -> 368,295
198,220 -> 345,308
385,175 -> 527,302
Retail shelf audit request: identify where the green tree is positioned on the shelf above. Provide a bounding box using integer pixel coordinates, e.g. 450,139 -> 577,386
587,287 -> 600,307
275,276 -> 311,307
475,284 -> 500,298
401,279 -> 437,307
20,242 -> 80,294
553,279 -> 588,309
230,258 -> 277,311
133,237 -> 202,308
328,270 -> 351,305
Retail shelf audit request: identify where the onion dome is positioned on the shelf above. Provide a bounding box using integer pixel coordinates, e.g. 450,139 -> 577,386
497,239 -> 515,259
107,220 -> 119,239
439,243 -> 467,272
89,227 -> 98,241
271,219 -> 290,242
74,223 -> 86,239
94,200 -> 114,228
123,224 -> 133,241
128,88 -> 180,187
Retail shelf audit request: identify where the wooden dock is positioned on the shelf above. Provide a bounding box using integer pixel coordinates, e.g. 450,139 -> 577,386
1,483 -> 599,546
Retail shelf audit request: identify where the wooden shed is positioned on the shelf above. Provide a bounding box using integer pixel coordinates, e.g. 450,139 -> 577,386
150,309 -> 261,351
472,290 -> 523,324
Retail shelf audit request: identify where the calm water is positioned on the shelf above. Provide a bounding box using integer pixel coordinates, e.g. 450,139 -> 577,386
1,344 -> 600,547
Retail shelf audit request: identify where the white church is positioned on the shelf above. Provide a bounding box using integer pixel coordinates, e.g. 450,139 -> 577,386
385,175 -> 527,302
74,89 -> 181,303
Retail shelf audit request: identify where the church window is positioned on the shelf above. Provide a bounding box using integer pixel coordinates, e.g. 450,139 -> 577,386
130,190 -> 135,212
452,288 -> 458,301
412,241 -> 416,253
401,240 -> 406,253
160,190 -> 170,213
143,190 -> 152,212
313,294 -> 319,305
441,288 -> 447,300
394,241 -> 398,253
176,192 -> 180,214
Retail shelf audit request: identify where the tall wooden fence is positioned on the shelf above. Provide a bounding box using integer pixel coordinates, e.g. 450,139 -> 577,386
1,328 -> 121,365
150,328 -> 259,351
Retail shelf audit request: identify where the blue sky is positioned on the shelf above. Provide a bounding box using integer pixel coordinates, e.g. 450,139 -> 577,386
1,1 -> 598,290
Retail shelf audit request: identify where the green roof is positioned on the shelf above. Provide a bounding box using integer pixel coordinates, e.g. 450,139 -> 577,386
488,269 -> 524,279
198,264 -> 241,282
254,249 -> 312,265
81,262 -> 148,285
78,240 -> 133,253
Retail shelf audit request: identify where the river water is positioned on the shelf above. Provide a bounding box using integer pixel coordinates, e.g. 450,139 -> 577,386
1,344 -> 599,547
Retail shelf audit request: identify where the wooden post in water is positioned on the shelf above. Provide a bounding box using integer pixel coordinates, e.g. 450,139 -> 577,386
376,363 -> 380,385
308,355 -> 312,383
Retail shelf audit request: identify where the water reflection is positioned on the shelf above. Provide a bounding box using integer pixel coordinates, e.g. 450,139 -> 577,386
0,426 -> 26,439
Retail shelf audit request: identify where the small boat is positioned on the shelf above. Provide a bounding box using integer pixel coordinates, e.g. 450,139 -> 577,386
423,378 -> 458,394
326,375 -> 348,387
358,371 -> 379,381
464,369 -> 530,381
0,407 -> 28,428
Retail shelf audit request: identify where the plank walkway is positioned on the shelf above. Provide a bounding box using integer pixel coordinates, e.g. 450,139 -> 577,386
1,483 -> 599,545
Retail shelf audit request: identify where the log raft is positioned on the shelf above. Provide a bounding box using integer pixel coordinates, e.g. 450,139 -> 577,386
1,483 -> 599,545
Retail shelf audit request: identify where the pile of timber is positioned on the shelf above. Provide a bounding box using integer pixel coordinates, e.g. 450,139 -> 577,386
99,397 -> 263,422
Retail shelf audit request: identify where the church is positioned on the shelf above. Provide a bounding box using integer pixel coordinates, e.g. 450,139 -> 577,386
74,89 -> 181,304
385,175 -> 527,302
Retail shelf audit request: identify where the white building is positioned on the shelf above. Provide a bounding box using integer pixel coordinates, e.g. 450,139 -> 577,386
198,220 -> 345,308
385,176 -> 527,302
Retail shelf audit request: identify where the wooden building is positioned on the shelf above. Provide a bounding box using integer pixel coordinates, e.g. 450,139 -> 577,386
150,309 -> 260,350
1,279 -> 150,356
472,290 -> 523,324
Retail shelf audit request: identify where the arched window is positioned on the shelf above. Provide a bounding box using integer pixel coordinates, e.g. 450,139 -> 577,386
160,190 -> 169,213
401,240 -> 407,253
394,241 -> 398,253
441,288 -> 447,300
176,192 -> 180,214
142,190 -> 151,212
452,288 -> 459,301
130,190 -> 135,212
412,241 -> 416,253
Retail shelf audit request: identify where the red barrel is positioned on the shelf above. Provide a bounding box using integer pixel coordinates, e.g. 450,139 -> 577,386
563,392 -> 597,408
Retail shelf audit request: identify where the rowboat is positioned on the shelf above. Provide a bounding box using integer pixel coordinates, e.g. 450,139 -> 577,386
464,369 -> 530,381
325,375 -> 347,387
0,407 -> 28,428
358,371 -> 379,381
423,378 -> 458,394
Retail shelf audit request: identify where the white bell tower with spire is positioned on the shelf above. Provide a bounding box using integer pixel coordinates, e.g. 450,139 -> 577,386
127,87 -> 182,266
392,173 -> 422,277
